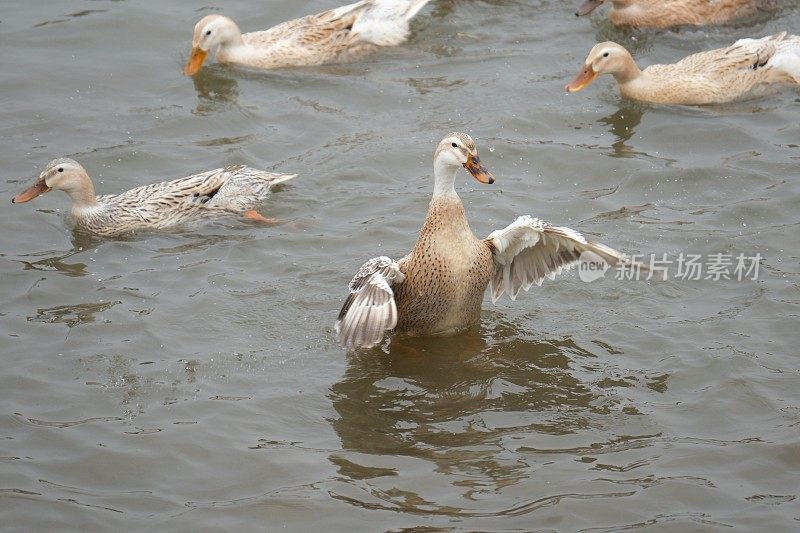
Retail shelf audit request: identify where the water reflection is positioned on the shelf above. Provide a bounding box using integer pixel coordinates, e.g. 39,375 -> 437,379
15,226 -> 121,277
28,300 -> 120,327
190,67 -> 240,115
70,226 -> 108,249
326,324 -> 655,515
329,325 -> 617,487
407,76 -> 466,95
599,102 -> 645,158
17,248 -> 90,278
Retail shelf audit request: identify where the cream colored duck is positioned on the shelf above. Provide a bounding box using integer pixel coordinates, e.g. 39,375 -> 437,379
336,133 -> 641,349
12,158 -> 296,237
566,33 -> 800,105
575,0 -> 769,28
185,0 -> 432,75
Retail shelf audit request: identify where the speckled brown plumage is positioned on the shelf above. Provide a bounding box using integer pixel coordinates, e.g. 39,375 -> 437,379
393,198 -> 494,336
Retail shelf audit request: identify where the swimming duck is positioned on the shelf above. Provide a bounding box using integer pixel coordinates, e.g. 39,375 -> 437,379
566,33 -> 800,105
575,0 -> 767,28
335,133 -> 642,349
185,0 -> 432,75
12,158 -> 296,236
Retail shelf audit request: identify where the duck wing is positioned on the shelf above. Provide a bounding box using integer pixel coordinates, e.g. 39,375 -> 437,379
663,32 -> 786,77
336,256 -> 405,349
484,215 -> 641,303
206,167 -> 296,212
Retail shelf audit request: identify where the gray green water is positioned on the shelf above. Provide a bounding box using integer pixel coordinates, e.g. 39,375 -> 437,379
1,0 -> 799,530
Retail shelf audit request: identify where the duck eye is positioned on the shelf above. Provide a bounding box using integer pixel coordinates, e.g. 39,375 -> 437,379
205,30 -> 212,36
451,142 -> 458,148
57,167 -> 64,172
603,52 -> 609,58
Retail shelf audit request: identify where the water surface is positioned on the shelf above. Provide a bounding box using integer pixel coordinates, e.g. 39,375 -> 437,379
1,0 -> 799,530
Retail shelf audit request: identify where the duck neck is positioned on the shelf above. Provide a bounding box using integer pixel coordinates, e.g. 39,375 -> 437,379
432,159 -> 460,201
421,161 -> 472,240
612,56 -> 643,86
66,179 -> 100,211
216,32 -> 248,62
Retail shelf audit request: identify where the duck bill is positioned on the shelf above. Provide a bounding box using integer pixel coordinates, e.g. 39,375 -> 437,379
576,0 -> 605,16
464,154 -> 495,185
566,65 -> 597,92
184,47 -> 208,76
12,179 -> 51,204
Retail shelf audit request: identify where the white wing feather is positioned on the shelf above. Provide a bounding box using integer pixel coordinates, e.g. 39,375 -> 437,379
486,215 -> 640,303
352,0 -> 432,46
336,256 -> 405,348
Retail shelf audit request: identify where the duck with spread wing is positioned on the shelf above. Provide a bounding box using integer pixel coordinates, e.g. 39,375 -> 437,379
336,133 -> 644,348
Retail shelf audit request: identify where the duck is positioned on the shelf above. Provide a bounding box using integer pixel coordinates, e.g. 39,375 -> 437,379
185,0 -> 432,75
335,133 -> 643,349
566,33 -> 800,105
574,0 -> 771,28
12,158 -> 296,237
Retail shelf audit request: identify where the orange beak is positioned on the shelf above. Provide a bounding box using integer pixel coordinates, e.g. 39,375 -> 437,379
565,65 -> 597,92
12,178 -> 51,204
575,0 -> 605,16
464,154 -> 494,184
184,47 -> 208,76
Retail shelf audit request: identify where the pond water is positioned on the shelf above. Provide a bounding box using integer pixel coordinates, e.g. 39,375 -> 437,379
1,0 -> 799,530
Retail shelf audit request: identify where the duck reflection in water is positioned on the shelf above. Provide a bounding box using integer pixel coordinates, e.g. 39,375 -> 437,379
599,102 -> 645,158
15,227 -> 106,278
328,324 -> 628,504
190,65 -> 240,115
17,248 -> 89,278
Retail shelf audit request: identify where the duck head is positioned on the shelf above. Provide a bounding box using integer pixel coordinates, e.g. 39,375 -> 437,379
185,14 -> 243,75
12,158 -> 93,205
434,132 -> 494,185
566,42 -> 635,92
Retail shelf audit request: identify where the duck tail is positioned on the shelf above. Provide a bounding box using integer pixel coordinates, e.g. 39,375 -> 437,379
352,0 -> 432,46
771,33 -> 800,84
267,173 -> 298,186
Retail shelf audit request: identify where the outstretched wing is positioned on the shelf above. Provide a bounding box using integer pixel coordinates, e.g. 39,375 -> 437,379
336,256 -> 405,349
485,215 -> 639,303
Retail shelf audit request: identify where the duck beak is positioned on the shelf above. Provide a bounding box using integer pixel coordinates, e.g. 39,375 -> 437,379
464,154 -> 495,184
566,64 -> 597,92
184,47 -> 208,76
576,0 -> 604,16
12,178 -> 51,204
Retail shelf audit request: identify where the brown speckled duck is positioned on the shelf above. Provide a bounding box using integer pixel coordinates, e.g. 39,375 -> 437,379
12,158 -> 296,237
335,133 -> 640,349
575,0 -> 769,28
566,33 -> 800,105
185,0 -> 432,75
